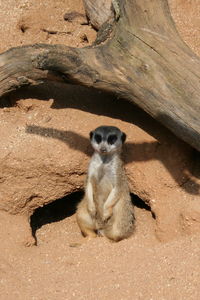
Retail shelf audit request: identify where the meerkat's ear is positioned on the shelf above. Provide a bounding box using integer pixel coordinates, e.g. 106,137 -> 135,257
121,132 -> 126,143
89,131 -> 94,140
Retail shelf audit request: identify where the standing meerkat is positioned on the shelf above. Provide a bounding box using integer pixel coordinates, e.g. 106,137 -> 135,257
76,126 -> 135,242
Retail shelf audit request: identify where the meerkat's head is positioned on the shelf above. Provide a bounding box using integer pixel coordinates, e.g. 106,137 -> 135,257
90,126 -> 126,155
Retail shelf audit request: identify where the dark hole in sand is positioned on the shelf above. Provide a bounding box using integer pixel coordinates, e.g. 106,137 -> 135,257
30,191 -> 84,239
131,193 -> 155,219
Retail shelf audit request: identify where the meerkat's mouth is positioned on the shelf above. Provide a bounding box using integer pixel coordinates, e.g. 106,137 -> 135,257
100,150 -> 107,154
100,147 -> 107,154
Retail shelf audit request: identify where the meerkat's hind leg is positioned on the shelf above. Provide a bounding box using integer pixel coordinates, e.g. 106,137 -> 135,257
104,221 -> 134,242
80,224 -> 97,239
76,202 -> 97,239
104,199 -> 135,242
103,226 -> 125,242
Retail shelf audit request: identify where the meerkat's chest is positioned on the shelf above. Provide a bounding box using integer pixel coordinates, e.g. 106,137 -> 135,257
88,159 -> 115,187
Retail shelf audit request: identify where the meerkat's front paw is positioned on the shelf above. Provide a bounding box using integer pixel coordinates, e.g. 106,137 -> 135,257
102,207 -> 113,222
87,205 -> 96,218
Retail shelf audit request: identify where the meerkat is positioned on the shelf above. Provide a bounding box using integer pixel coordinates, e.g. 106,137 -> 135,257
76,125 -> 135,242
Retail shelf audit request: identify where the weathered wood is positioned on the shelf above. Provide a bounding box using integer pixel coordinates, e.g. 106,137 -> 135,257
82,0 -> 113,29
0,0 -> 200,151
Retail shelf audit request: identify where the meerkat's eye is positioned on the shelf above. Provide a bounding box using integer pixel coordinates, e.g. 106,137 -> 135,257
107,134 -> 117,145
94,134 -> 102,144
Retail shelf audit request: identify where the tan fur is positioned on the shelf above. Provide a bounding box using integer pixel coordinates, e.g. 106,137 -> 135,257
76,126 -> 135,242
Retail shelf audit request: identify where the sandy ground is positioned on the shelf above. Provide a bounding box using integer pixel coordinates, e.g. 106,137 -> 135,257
0,0 -> 200,299
1,197 -> 200,300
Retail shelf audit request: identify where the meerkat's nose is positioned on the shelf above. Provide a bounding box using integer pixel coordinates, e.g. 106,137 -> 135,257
100,146 -> 107,153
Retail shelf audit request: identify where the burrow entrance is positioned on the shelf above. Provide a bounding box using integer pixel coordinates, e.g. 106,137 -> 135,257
30,191 -> 83,239
30,191 -> 152,242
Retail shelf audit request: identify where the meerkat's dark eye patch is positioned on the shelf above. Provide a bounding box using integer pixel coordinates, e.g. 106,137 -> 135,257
94,134 -> 102,144
89,131 -> 94,140
121,132 -> 126,143
107,134 -> 117,145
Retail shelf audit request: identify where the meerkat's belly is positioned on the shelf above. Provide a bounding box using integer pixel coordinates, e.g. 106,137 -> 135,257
89,161 -> 115,216
97,176 -> 112,197
95,174 -> 113,216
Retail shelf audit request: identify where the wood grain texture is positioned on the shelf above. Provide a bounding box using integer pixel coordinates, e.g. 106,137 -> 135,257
0,0 -> 200,151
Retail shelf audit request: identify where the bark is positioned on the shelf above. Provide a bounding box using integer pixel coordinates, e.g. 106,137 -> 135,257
0,0 -> 200,151
82,0 -> 114,30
